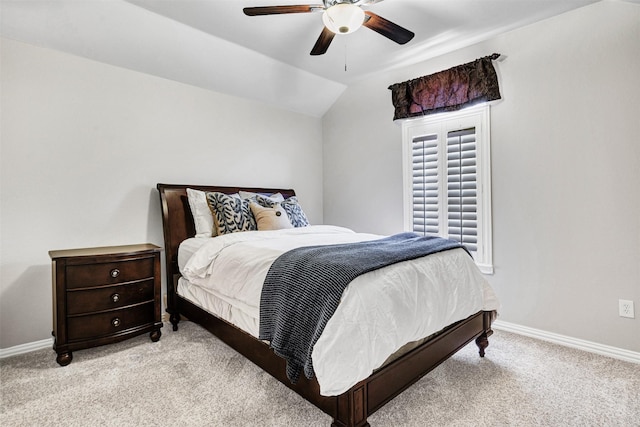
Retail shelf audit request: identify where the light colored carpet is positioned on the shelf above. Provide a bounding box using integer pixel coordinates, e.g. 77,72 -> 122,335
1,321 -> 638,426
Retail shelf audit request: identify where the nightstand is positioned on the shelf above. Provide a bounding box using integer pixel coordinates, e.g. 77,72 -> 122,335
50,244 -> 163,366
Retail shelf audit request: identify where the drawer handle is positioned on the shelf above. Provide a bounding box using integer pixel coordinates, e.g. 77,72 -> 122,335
112,318 -> 121,328
110,268 -> 120,278
111,293 -> 120,303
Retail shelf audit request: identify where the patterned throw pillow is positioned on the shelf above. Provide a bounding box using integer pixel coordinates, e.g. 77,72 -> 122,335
206,192 -> 257,235
255,195 -> 310,228
238,191 -> 285,202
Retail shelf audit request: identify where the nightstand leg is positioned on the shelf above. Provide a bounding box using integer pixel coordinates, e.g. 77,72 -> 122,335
150,329 -> 162,342
56,351 -> 73,366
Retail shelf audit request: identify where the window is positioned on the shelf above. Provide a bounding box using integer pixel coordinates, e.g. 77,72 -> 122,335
402,105 -> 493,274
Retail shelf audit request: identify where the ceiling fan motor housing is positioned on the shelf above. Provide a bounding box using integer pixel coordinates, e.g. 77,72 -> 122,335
322,1 -> 366,34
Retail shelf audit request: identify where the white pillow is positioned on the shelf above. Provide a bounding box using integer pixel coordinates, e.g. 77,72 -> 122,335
186,188 -> 214,238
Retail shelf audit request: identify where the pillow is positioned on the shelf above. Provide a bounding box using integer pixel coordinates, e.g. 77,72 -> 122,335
186,188 -> 215,238
249,202 -> 293,231
255,194 -> 310,228
206,192 -> 257,235
238,190 -> 285,202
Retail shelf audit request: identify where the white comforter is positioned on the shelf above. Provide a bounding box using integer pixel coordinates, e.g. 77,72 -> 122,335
181,225 -> 499,396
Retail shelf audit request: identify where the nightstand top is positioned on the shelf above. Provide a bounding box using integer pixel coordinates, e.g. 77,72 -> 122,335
49,243 -> 161,260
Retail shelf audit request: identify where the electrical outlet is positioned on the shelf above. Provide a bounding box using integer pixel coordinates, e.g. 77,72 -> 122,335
619,299 -> 635,319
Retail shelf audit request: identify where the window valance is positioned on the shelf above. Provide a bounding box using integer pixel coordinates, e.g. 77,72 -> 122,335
388,53 -> 501,120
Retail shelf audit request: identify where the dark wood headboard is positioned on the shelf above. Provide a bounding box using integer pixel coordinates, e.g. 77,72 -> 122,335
156,184 -> 296,316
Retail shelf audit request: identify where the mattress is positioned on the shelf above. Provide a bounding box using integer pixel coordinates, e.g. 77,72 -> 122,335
177,225 -> 500,396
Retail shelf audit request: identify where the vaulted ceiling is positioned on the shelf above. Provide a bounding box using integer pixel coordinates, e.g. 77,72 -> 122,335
1,0 -> 602,116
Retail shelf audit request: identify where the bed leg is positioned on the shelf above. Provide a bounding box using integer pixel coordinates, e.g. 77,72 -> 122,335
476,310 -> 495,357
331,420 -> 370,427
169,312 -> 180,331
331,385 -> 370,427
475,332 -> 490,357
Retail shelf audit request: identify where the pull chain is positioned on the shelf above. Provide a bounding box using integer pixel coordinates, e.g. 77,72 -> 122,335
344,42 -> 348,72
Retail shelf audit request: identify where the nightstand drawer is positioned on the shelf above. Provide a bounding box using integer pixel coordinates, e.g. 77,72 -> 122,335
66,256 -> 155,289
67,302 -> 154,341
66,279 -> 155,315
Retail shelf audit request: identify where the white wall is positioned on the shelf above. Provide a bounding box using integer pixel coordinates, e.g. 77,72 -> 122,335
323,1 -> 640,352
0,38 -> 324,349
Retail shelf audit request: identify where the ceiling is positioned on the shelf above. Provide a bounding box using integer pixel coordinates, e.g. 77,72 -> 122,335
1,0 -> 602,116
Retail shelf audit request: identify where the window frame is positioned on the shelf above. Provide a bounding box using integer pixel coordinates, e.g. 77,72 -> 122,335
401,104 -> 494,274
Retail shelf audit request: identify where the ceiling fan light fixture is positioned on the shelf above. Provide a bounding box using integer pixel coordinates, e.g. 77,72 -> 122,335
322,3 -> 365,35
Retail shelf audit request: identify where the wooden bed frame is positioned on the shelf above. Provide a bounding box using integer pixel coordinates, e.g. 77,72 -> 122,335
157,183 -> 495,427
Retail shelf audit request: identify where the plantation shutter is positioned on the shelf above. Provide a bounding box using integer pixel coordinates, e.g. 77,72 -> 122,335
446,127 -> 477,251
402,105 -> 493,273
411,134 -> 439,235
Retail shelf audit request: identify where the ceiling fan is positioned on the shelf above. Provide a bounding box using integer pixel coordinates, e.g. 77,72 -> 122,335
243,0 -> 415,56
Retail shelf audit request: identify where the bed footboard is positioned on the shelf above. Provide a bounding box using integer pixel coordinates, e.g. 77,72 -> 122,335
176,293 -> 494,427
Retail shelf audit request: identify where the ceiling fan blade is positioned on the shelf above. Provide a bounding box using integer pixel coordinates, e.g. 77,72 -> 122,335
310,27 -> 335,56
243,5 -> 323,16
363,11 -> 414,45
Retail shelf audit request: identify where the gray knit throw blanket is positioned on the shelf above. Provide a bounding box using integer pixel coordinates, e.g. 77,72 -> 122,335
258,232 -> 468,384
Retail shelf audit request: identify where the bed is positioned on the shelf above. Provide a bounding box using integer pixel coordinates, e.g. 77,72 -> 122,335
157,183 -> 498,427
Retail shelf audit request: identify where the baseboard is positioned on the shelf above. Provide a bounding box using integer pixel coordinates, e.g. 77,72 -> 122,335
0,337 -> 53,359
493,320 -> 640,364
